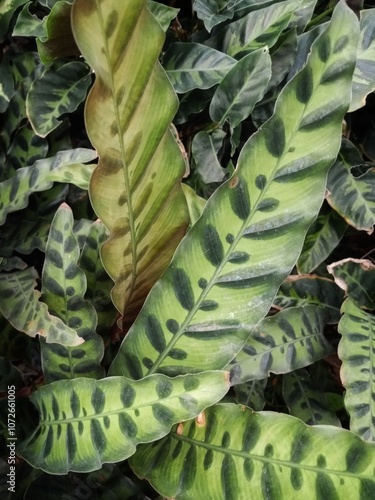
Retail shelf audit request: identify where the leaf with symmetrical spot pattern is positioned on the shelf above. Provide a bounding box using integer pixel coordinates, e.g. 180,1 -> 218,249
110,2 -> 358,380
130,403 -> 375,499
17,372 -> 230,474
71,0 -> 189,326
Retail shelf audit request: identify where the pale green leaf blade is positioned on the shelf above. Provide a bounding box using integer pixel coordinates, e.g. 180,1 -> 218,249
283,368 -> 341,426
18,372 -> 230,474
209,47 -> 272,128
26,61 -> 91,137
163,43 -> 236,93
338,297 -> 375,442
147,0 -> 179,32
297,205 -> 348,273
350,8 -> 375,112
110,2 -> 359,380
192,129 -> 226,184
0,268 -> 83,346
72,0 -> 189,323
40,204 -> 104,383
327,139 -> 375,233
181,184 -> 206,227
228,305 -> 333,385
12,1 -> 46,38
234,379 -> 267,410
130,403 -> 375,499
0,148 -> 97,225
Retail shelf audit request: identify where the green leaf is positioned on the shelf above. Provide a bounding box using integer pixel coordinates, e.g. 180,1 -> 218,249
181,184 -> 206,227
338,297 -> 375,442
147,0 -> 179,32
350,8 -> 375,112
0,148 -> 97,226
18,372 -> 230,474
283,368 -> 341,426
110,2 -> 359,379
209,47 -> 272,128
274,274 -> 344,323
0,268 -> 83,346
5,123 -> 49,170
327,139 -> 375,233
192,129 -> 227,184
0,0 -> 29,38
193,0 -> 235,32
163,43 -> 236,93
40,204 -> 104,383
297,205 -> 348,273
130,403 -> 375,498
267,28 -> 298,93
328,258 -> 375,310
71,0 -> 189,322
26,61 -> 91,138
207,0 -> 302,56
228,305 -> 333,385
12,2 -> 47,38
233,379 -> 267,410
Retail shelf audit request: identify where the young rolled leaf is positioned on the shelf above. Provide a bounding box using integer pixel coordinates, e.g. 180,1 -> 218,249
110,2 -> 359,380
338,297 -> 375,442
227,305 -> 333,385
40,204 -> 104,383
18,372 -> 230,474
0,268 -> 82,346
130,403 -> 375,499
0,148 -> 97,225
71,0 -> 189,323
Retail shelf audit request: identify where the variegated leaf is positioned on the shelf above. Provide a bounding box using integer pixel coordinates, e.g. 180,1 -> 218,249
147,0 -> 179,31
234,379 -> 267,410
192,129 -> 226,184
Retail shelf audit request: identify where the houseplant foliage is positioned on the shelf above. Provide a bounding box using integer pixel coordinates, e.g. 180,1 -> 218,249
2,0 -> 375,497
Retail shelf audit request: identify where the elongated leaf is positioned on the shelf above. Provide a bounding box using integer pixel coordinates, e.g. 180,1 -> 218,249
0,148 -> 97,225
207,0 -> 302,56
209,47 -> 272,128
110,2 -> 359,379
339,297 -> 375,442
26,61 -> 91,137
131,403 -> 375,498
164,43 -> 236,93
283,368 -> 341,426
72,0 -> 189,323
328,258 -> 375,310
327,139 -> 375,233
274,275 -> 344,323
0,268 -> 82,346
192,129 -> 226,184
234,379 -> 267,410
350,8 -> 375,112
297,205 -> 347,273
18,372 -> 230,474
40,204 -> 104,383
6,123 -> 48,170
228,305 -> 333,385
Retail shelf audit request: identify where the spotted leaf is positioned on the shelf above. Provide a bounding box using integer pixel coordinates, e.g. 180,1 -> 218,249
18,372 -> 230,474
71,0 -> 189,325
130,403 -> 375,499
110,2 -> 358,379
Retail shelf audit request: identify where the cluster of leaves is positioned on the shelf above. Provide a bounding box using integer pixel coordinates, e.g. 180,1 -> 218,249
1,0 -> 375,497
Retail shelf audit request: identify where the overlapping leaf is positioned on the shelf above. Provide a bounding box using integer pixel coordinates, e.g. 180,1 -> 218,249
40,204 -> 104,383
234,379 -> 267,410
0,268 -> 82,346
130,403 -> 375,499
71,0 -> 189,323
327,139 -> 375,233
110,2 -> 359,379
147,0 -> 179,32
0,148 -> 97,225
191,130 -> 226,184
18,372 -> 230,474
227,305 -> 333,385
181,184 -> 206,227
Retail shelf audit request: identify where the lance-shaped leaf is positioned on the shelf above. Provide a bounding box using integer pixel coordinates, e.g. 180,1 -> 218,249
338,297 -> 375,442
26,61 -> 92,137
40,204 -> 104,383
227,305 -> 333,385
163,43 -> 236,94
209,47 -> 272,129
71,0 -> 189,322
130,403 -> 375,498
6,123 -> 48,170
327,139 -> 375,233
283,368 -> 341,426
0,148 -> 97,226
274,274 -> 344,323
0,268 -> 82,346
350,8 -> 375,112
297,205 -> 347,273
18,372 -> 230,474
110,2 -> 359,380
